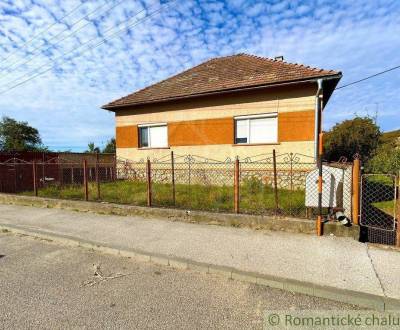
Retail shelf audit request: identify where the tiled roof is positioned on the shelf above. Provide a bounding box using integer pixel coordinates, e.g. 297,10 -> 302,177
102,53 -> 341,109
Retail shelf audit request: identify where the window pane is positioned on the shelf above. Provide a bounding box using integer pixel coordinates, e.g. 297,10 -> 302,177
149,125 -> 167,147
139,127 -> 149,147
249,117 -> 277,143
235,119 -> 248,144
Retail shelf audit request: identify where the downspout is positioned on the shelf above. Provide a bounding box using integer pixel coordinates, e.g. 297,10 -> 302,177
315,78 -> 324,236
314,79 -> 323,160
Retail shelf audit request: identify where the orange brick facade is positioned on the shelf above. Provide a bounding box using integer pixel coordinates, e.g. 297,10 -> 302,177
115,110 -> 315,148
277,110 -> 315,142
116,125 -> 138,148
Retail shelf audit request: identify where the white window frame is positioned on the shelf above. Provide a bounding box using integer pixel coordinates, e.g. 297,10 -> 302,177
138,123 -> 168,148
234,113 -> 278,144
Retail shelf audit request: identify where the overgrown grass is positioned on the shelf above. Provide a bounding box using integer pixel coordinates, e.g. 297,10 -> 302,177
365,175 -> 395,185
25,181 -> 149,206
372,200 -> 399,218
22,178 -> 307,217
152,182 -> 234,212
239,177 -> 306,216
30,184 -> 86,201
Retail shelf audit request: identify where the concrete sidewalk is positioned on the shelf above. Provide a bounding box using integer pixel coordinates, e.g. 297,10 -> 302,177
0,204 -> 399,310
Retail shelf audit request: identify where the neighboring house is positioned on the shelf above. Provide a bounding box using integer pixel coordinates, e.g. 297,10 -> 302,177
102,54 -> 341,162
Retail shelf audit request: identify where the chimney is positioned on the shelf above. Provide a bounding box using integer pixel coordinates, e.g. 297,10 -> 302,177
274,56 -> 284,61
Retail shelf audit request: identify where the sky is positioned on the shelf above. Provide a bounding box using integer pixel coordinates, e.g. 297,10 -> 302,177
0,0 -> 399,151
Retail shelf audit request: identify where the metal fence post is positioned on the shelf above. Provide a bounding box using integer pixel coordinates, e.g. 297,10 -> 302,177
289,153 -> 294,216
83,159 -> 88,201
41,156 -> 45,189
146,157 -> 152,207
171,151 -> 176,206
96,152 -> 100,200
32,161 -> 38,196
13,161 -> 17,193
272,149 -> 279,214
352,157 -> 361,225
188,156 -> 192,209
234,156 -> 240,213
111,154 -> 116,181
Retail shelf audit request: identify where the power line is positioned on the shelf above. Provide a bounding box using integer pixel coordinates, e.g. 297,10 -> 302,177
0,1 -> 87,66
335,64 -> 400,90
0,2 -> 154,90
1,0 -> 110,72
0,0 -> 123,78
0,0 -> 176,96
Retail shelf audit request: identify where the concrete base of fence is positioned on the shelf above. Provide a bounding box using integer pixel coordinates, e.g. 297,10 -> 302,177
0,193 -> 360,239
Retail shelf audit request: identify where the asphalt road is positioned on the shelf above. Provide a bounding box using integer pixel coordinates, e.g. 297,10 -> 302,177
0,232 -> 359,329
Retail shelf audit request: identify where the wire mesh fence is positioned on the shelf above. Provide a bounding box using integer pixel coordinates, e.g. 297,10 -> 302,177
360,174 -> 397,231
359,173 -> 398,246
0,152 -> 357,221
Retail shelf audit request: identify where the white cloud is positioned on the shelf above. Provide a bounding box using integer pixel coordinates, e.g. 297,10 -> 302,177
0,0 -> 399,151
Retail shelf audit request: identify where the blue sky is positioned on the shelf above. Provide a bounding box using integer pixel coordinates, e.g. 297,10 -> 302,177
0,0 -> 399,151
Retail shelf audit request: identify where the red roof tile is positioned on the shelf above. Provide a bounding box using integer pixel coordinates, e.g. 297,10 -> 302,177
102,53 -> 341,109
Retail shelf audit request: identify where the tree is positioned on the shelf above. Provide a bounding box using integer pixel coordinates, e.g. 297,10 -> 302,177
366,143 -> 400,174
323,116 -> 381,162
102,138 -> 116,153
0,116 -> 46,151
86,142 -> 100,153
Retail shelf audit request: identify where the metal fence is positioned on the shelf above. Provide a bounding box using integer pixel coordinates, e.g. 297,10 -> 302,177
3,152 -> 399,244
360,173 -> 399,246
0,152 -> 357,221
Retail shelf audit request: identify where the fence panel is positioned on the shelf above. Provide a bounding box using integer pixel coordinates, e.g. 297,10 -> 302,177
360,174 -> 397,231
239,160 -> 276,215
40,162 -> 85,200
151,161 -> 175,208
151,155 -> 235,212
14,162 -> 35,193
0,162 -> 18,193
91,162 -> 116,201
238,153 -> 316,218
360,173 -> 398,246
107,159 -> 147,206
187,160 -> 234,213
172,158 -> 191,210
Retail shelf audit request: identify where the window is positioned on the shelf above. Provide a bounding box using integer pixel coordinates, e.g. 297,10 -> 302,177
138,123 -> 168,148
234,113 -> 278,144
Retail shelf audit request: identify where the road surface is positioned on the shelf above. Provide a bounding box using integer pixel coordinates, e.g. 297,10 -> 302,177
0,232 -> 359,329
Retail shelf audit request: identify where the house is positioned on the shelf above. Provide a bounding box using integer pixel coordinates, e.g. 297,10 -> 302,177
102,54 -> 341,162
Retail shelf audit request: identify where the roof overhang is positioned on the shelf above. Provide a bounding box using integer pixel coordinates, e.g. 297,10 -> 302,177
102,73 -> 342,112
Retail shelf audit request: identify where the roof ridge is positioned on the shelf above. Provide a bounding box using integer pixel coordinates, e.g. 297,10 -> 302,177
237,53 -> 333,73
208,53 -> 246,62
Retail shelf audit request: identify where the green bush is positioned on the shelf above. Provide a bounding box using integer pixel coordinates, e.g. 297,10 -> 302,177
242,176 -> 264,195
366,144 -> 400,175
323,116 -> 381,162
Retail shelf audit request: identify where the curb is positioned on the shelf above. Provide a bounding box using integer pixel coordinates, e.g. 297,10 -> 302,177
0,194 -> 360,239
0,223 -> 394,311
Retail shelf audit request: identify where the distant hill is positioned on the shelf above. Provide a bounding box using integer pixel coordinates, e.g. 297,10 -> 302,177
381,129 -> 400,145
